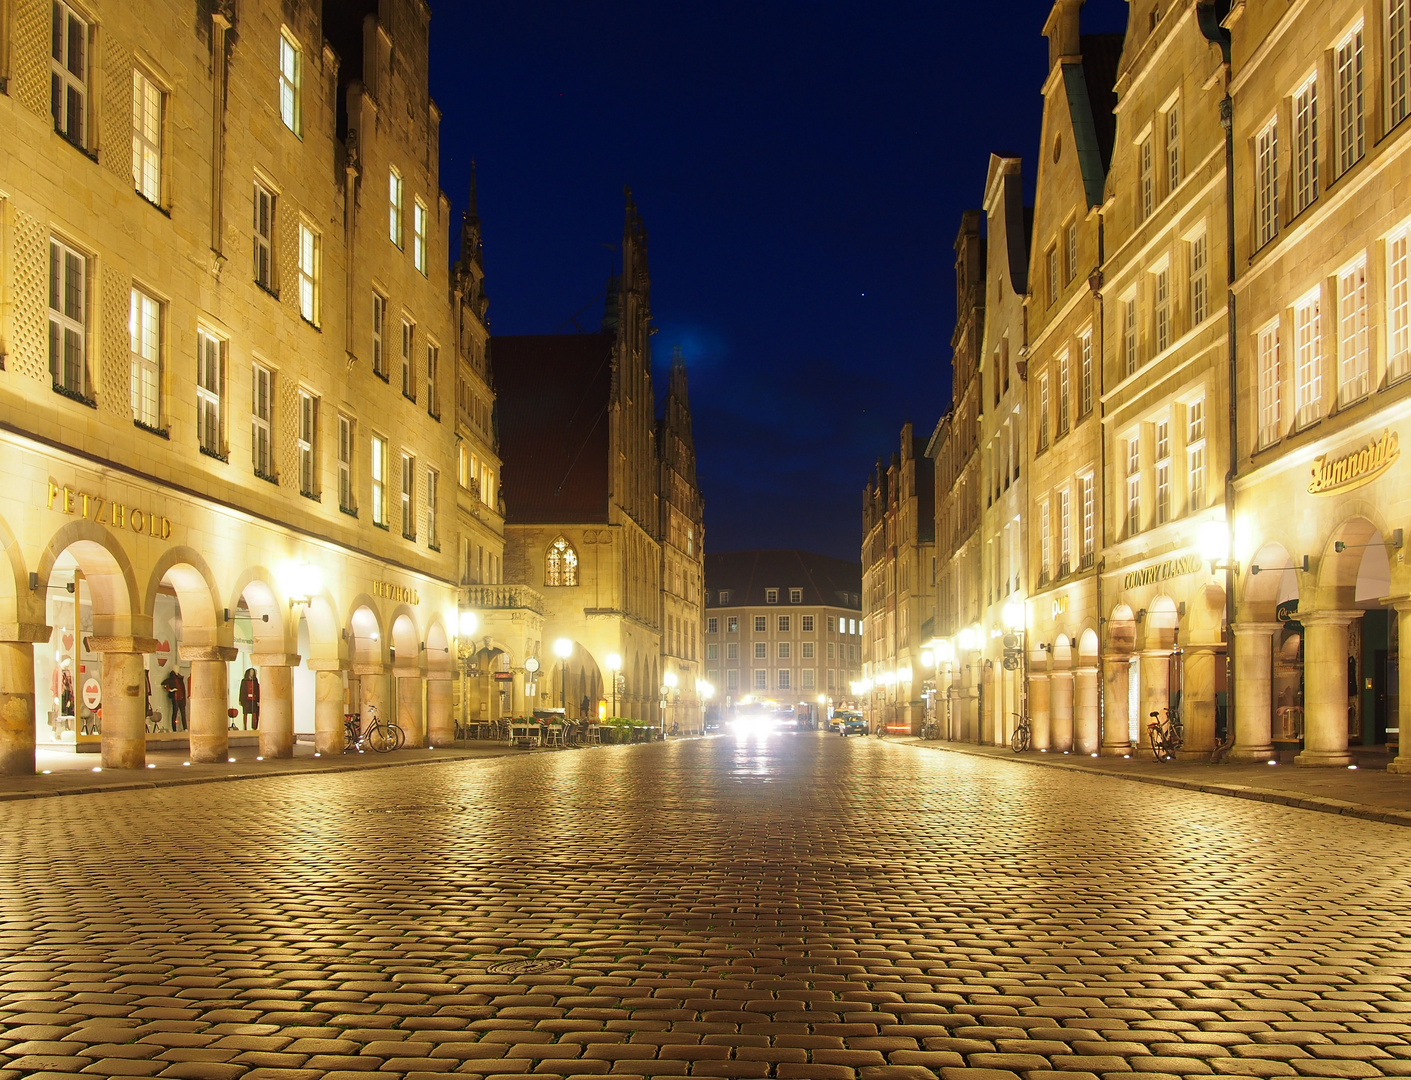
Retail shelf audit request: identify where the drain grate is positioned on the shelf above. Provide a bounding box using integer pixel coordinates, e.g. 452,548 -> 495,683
364,804 -> 468,814
487,957 -> 570,974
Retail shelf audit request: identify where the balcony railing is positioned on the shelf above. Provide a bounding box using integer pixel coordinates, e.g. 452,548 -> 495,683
462,583 -> 546,615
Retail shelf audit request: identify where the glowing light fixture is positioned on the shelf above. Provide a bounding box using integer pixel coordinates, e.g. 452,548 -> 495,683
1002,601 -> 1025,631
459,610 -> 479,638
607,653 -> 622,673
289,562 -> 323,605
553,638 -> 573,660
957,627 -> 976,651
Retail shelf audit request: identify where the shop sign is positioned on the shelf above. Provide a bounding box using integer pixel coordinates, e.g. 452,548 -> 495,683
372,580 -> 420,604
1307,429 -> 1400,496
1277,599 -> 1303,635
46,481 -> 173,539
492,671 -> 514,681
81,678 -> 100,710
1122,553 -> 1204,591
1051,595 -> 1068,619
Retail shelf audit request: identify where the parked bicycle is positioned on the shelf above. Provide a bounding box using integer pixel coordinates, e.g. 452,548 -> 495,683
921,717 -> 941,741
1010,712 -> 1032,753
1148,706 -> 1184,761
345,704 -> 404,753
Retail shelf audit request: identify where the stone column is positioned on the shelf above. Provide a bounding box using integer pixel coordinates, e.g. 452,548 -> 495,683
427,675 -> 453,746
312,667 -> 346,756
1177,645 -> 1218,759
187,657 -> 231,763
1297,611 -> 1356,767
1389,604 -> 1411,773
0,640 -> 37,776
1073,666 -> 1099,754
256,662 -> 295,759
1051,670 -> 1075,752
1139,650 -> 1170,756
101,651 -> 148,769
1100,656 -> 1131,756
1028,671 -> 1051,750
1229,622 -> 1278,762
397,674 -> 426,748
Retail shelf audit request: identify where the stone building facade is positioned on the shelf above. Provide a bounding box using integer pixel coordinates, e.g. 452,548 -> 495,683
0,0 -> 472,773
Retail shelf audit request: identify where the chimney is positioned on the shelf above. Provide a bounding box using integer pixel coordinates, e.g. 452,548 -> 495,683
1042,0 -> 1084,70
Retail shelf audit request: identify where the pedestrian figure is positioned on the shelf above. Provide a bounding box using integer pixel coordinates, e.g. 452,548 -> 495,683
162,669 -> 188,731
240,667 -> 260,729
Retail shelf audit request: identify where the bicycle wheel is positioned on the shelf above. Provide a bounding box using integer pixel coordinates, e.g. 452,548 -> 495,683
365,722 -> 396,753
1010,724 -> 1026,753
390,722 -> 406,750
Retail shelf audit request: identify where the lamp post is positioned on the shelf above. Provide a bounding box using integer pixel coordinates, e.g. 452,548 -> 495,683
1002,601 -> 1027,747
456,610 -> 479,731
553,638 -> 573,716
697,679 -> 714,733
606,653 -> 622,720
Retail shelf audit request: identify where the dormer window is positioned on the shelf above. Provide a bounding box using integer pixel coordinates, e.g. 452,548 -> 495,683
765,588 -> 778,604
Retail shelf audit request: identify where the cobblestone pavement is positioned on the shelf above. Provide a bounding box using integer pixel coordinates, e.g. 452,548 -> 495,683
3,732 -> 1411,1080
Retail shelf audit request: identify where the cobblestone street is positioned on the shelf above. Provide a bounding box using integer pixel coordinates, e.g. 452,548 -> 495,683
3,731 -> 1410,1080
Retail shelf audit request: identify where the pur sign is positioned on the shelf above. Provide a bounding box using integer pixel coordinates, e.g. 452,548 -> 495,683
1308,429 -> 1400,496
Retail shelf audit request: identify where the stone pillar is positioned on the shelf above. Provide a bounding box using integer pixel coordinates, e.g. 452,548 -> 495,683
397,675 -> 425,748
1073,666 -> 1098,754
1178,645 -> 1218,759
101,652 -> 147,769
1139,650 -> 1170,756
427,675 -> 453,746
359,666 -> 388,731
1297,611 -> 1355,767
1050,670 -> 1075,752
313,668 -> 346,755
1390,604 -> 1411,773
1100,656 -> 1131,756
257,663 -> 295,759
187,659 -> 230,763
1230,622 -> 1278,762
1028,672 -> 1051,750
0,640 -> 37,776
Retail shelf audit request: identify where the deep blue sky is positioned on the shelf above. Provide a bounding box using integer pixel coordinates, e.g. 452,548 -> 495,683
428,0 -> 1126,561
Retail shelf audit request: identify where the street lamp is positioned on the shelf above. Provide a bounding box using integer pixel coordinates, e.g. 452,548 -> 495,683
697,678 -> 714,733
553,638 -> 573,715
606,653 -> 622,720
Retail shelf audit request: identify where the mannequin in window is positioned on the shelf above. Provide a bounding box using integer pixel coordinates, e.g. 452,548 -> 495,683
239,667 -> 260,729
162,669 -> 188,731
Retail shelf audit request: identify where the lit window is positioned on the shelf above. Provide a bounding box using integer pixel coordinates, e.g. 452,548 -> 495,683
298,224 -> 319,325
1154,265 -> 1171,352
1293,76 -> 1319,215
401,319 -> 415,400
1040,499 -> 1051,580
1080,474 -> 1094,561
426,342 -> 439,417
51,1 -> 87,147
1047,245 -> 1059,306
371,435 -> 387,526
129,288 -> 161,429
1057,351 -> 1070,435
254,183 -> 276,292
132,69 -> 162,204
1139,135 -> 1154,220
1038,373 -> 1050,449
1339,260 -> 1370,404
1257,119 -> 1280,247
1065,220 -> 1078,285
1187,400 -> 1206,513
1258,322 -> 1282,447
1390,227 -> 1411,382
252,362 -> 274,480
389,169 -> 403,247
1190,233 -> 1208,327
1390,0 -> 1410,128
546,537 -> 579,586
401,452 -> 416,539
1155,420 -> 1171,525
1295,292 -> 1323,428
1079,331 -> 1094,415
426,468 -> 438,548
1126,437 -> 1141,536
197,329 -> 224,456
48,238 -> 88,399
1166,103 -> 1180,194
1124,297 -> 1139,376
413,200 -> 428,274
1058,487 -> 1071,574
1337,27 -> 1365,175
372,293 -> 386,378
298,391 -> 318,497
279,31 -> 301,136
338,414 -> 355,513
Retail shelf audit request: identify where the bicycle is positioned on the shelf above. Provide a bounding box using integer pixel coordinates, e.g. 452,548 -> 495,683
1010,713 -> 1031,753
1148,707 -> 1183,762
921,718 -> 941,741
350,704 -> 405,753
873,721 -> 889,738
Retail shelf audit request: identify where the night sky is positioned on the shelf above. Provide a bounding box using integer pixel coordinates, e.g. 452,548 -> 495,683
428,0 -> 1127,562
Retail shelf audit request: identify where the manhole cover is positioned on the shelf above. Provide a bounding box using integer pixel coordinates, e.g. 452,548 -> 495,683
487,957 -> 569,974
364,805 -> 467,814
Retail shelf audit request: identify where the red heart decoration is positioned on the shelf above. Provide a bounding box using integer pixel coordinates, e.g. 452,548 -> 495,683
61,630 -> 74,652
156,639 -> 170,668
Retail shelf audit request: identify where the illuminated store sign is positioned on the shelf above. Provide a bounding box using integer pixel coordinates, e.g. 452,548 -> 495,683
1122,553 -> 1203,591
46,481 -> 173,540
1308,429 -> 1399,496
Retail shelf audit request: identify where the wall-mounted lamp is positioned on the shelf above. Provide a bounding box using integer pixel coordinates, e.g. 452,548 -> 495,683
1136,608 -> 1147,623
1250,565 -> 1261,576
28,572 -> 39,591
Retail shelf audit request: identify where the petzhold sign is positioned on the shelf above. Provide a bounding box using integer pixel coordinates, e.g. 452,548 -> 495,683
1122,553 -> 1204,591
372,580 -> 420,605
1308,429 -> 1400,496
46,481 -> 173,539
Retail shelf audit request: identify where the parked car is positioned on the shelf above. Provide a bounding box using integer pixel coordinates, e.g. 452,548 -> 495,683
837,713 -> 868,737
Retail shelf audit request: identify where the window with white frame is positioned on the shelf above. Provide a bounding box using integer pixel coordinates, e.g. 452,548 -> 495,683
1079,331 -> 1094,416
297,223 -> 319,325
413,200 -> 428,274
1295,292 -> 1324,428
1257,119 -> 1280,247
727,641 -> 738,659
1047,245 -> 1059,306
1339,260 -> 1370,404
1390,0 -> 1410,128
1190,232 -> 1209,326
129,287 -> 161,429
754,642 -> 767,659
51,1 -> 87,147
1057,351 -> 1070,435
790,588 -> 802,604
1080,473 -> 1094,563
754,670 -> 767,690
371,435 -> 387,526
338,414 -> 355,513
426,342 -> 439,417
1040,499 -> 1051,580
1155,419 -> 1171,525
132,69 -> 163,204
1065,220 -> 1078,284
778,642 -> 790,659
778,615 -> 791,632
49,238 -> 87,398
252,362 -> 274,480
1038,373 -> 1050,449
802,615 -> 814,631
707,617 -> 718,634
1337,27 -> 1365,175
426,468 -> 438,548
766,588 -> 778,604
1139,135 -> 1154,221
1058,487 -> 1071,574
1124,296 -> 1139,376
372,293 -> 386,378
389,168 -> 403,247
1293,76 -> 1319,215
297,391 -> 317,497
1258,321 -> 1283,446
1187,399 -> 1206,512
254,183 -> 276,292
401,319 -> 414,399
1154,264 -> 1171,353
754,615 -> 766,631
1166,102 -> 1180,195
1391,225 -> 1411,381
802,668 -> 815,690
777,669 -> 792,692
401,452 -> 415,539
1126,437 -> 1141,536
279,30 -> 301,136
196,329 -> 224,456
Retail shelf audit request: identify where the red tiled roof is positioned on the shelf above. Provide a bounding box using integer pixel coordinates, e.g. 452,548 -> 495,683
493,332 -> 614,524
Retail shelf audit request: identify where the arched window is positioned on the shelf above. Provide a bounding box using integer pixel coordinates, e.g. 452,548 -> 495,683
546,536 -> 579,586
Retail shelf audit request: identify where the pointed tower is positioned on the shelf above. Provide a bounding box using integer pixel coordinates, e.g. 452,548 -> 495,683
608,189 -> 657,535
